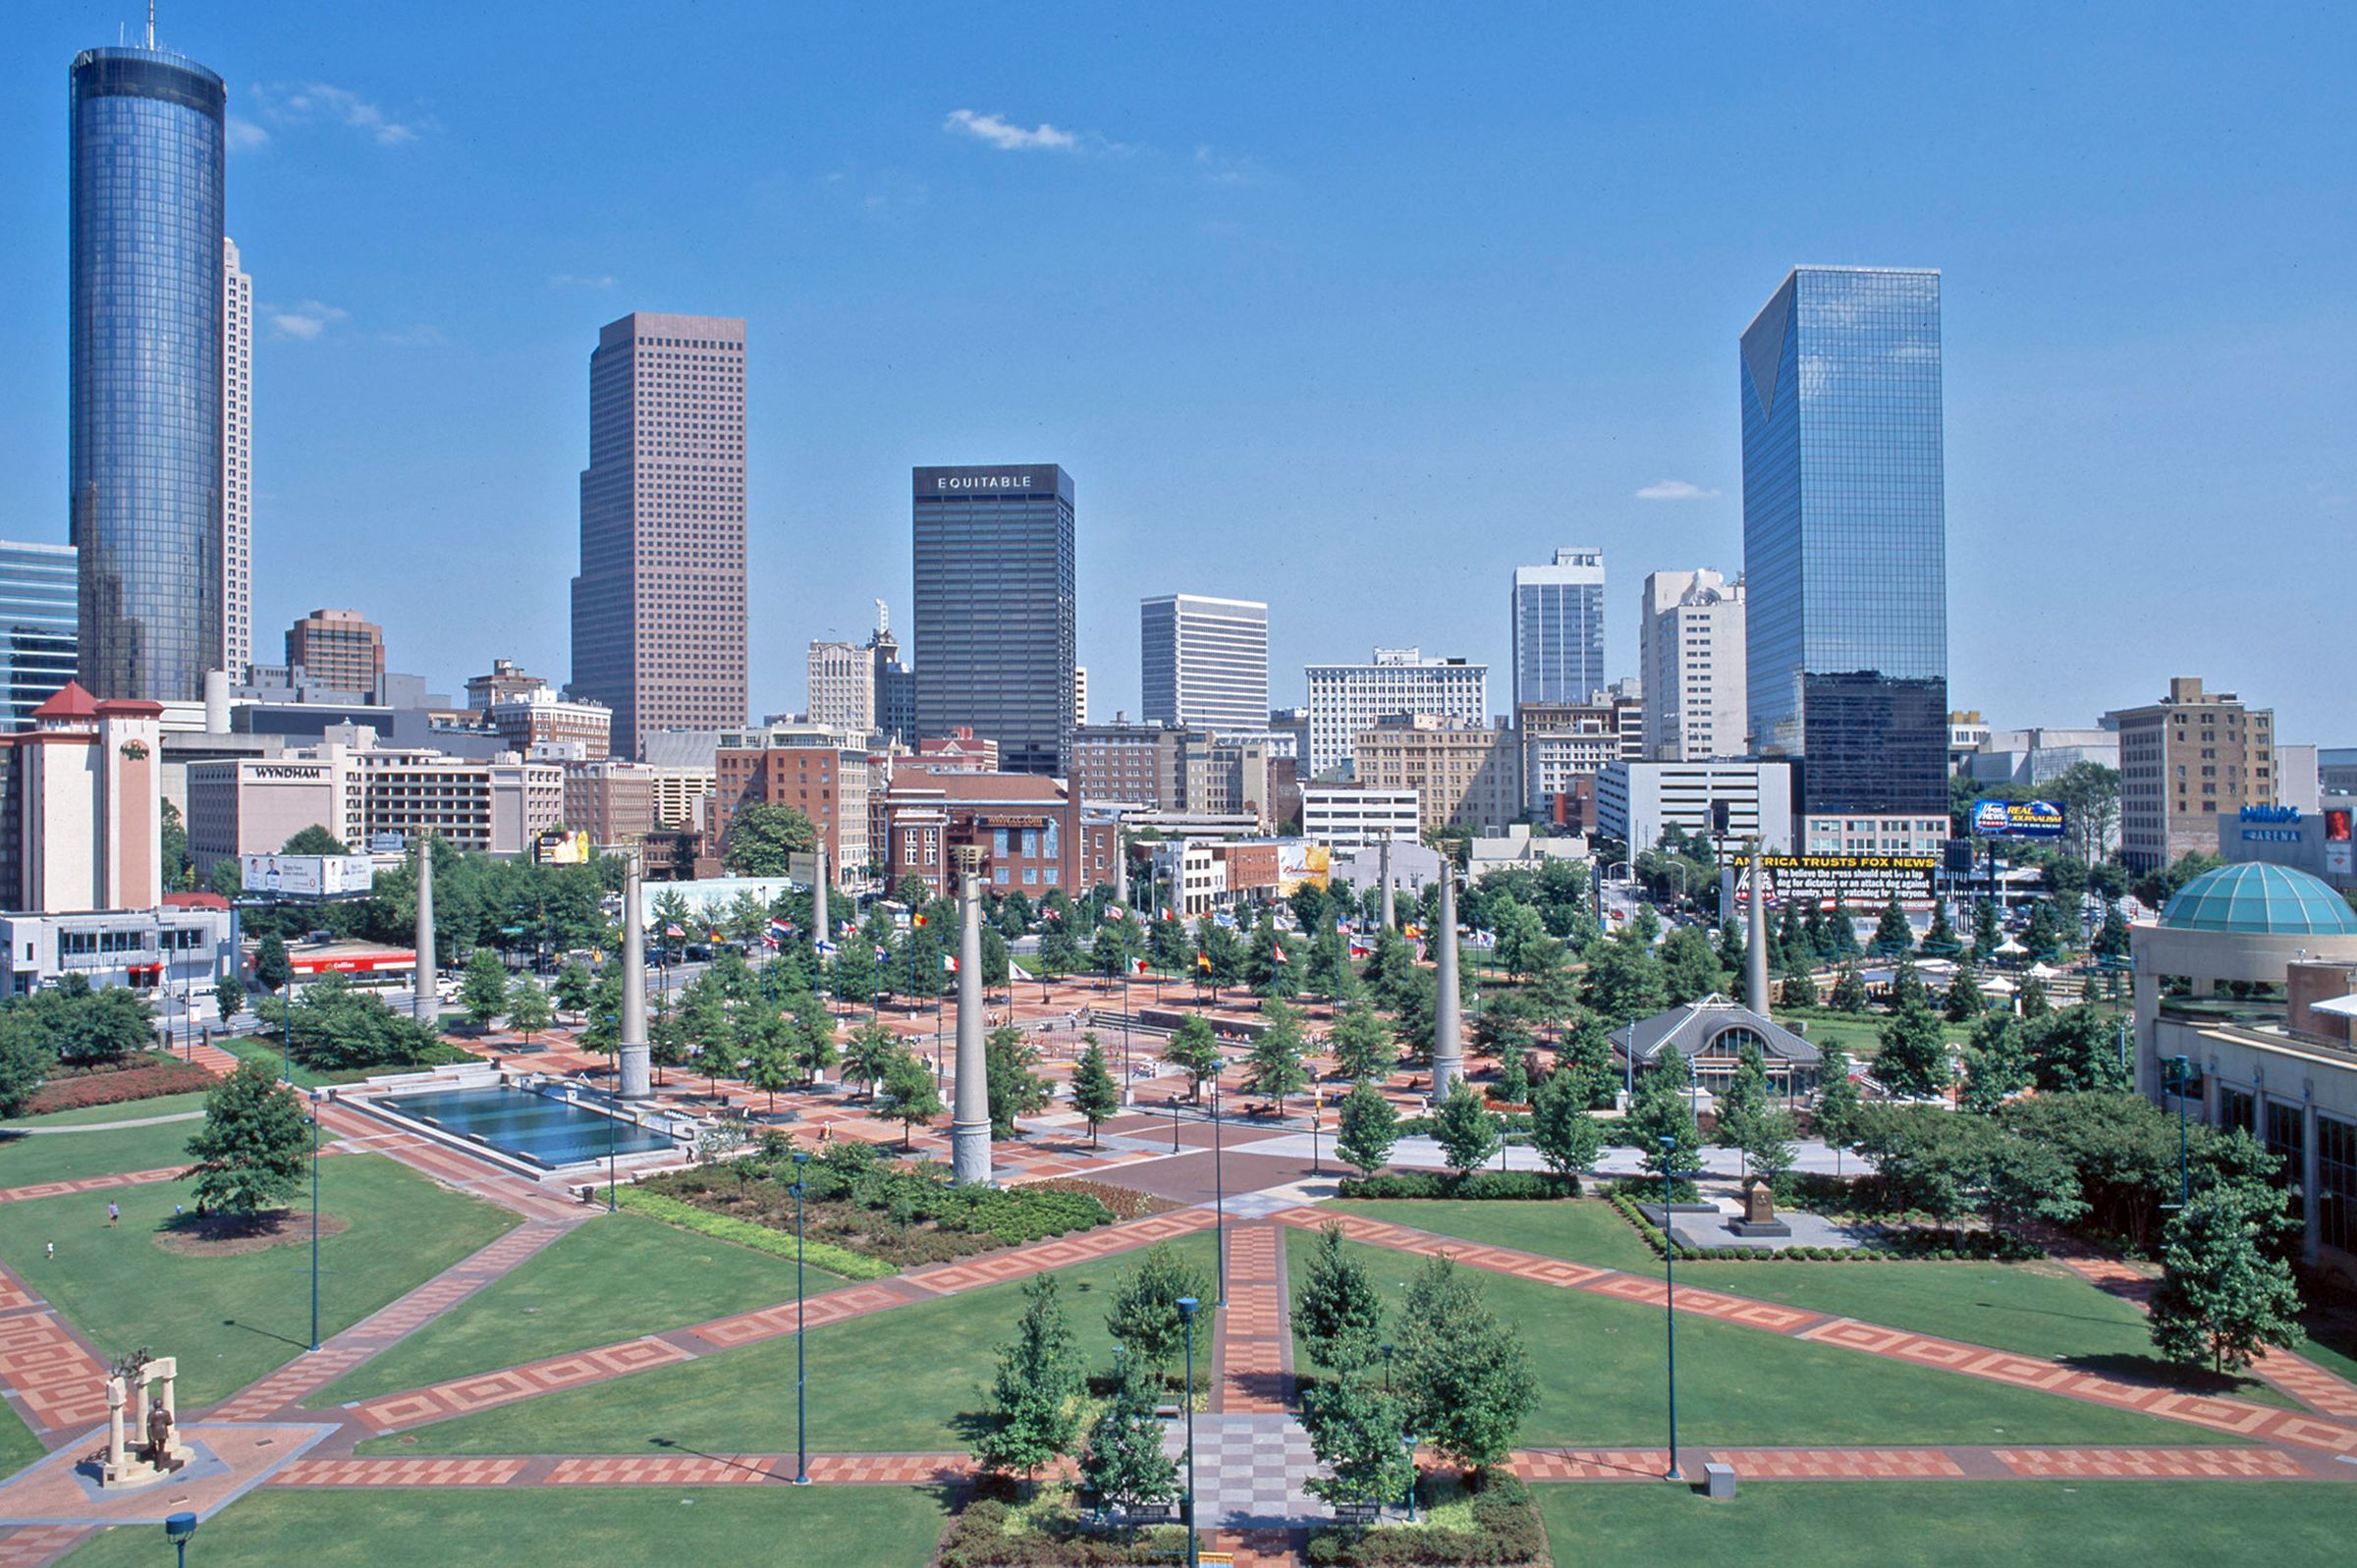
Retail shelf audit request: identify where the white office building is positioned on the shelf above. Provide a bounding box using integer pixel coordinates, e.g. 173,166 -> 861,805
1595,760 -> 1795,854
1511,549 -> 1606,709
1639,569 -> 1745,762
805,639 -> 875,734
1304,648 -> 1488,780
1301,784 -> 1421,849
1141,595 -> 1269,732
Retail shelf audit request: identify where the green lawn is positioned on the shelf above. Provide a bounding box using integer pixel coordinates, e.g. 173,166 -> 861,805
1324,1199 -> 2277,1401
1292,1230 -> 2221,1449
0,1156 -> 518,1406
56,1486 -> 952,1568
0,1118 -> 204,1188
0,1393 -> 43,1478
371,1233 -> 1219,1456
1533,1481 -> 2339,1568
2,1091 -> 212,1129
319,1212 -> 849,1404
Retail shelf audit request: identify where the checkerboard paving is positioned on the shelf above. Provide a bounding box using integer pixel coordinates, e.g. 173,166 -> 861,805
1993,1447 -> 2314,1479
273,1457 -> 529,1487
1178,1413 -> 1325,1531
0,1526 -> 89,1568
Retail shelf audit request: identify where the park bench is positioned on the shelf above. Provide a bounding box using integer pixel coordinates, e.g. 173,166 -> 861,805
1330,1501 -> 1383,1525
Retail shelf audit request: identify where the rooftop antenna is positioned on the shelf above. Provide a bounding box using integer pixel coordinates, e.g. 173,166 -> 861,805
874,599 -> 890,635
145,0 -> 156,48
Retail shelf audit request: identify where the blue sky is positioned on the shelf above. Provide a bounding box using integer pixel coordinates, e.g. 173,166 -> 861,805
5,2 -> 2351,739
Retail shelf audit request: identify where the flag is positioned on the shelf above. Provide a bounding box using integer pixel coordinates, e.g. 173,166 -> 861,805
1347,940 -> 1372,958
943,954 -> 959,973
1273,944 -> 1289,964
1196,951 -> 1212,973
1403,923 -> 1424,939
708,928 -> 723,942
874,945 -> 891,961
912,912 -> 928,928
1213,910 -> 1235,929
768,918 -> 792,937
760,933 -> 779,949
1131,956 -> 1151,976
1042,904 -> 1061,921
665,923 -> 686,939
1160,906 -> 1175,922
815,939 -> 839,955
1107,904 -> 1126,919
1413,941 -> 1428,962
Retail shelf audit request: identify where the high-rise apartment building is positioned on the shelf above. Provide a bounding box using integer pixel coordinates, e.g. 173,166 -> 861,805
806,639 -> 874,733
2108,677 -> 2277,873
1303,648 -> 1487,780
911,464 -> 1075,777
222,238 -> 251,678
0,543 -> 82,734
570,312 -> 748,758
69,39 -> 227,702
1510,550 -> 1606,709
284,609 -> 384,694
1640,569 -> 1746,762
1741,266 -> 1948,853
1141,594 -> 1270,732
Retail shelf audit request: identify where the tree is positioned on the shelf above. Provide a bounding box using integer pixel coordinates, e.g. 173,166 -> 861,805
459,948 -> 509,1030
870,1047 -> 945,1150
1582,933 -> 1668,1024
2017,974 -> 2052,1020
1875,1000 -> 1952,1098
2149,1178 -> 2307,1376
973,1272 -> 1084,1481
0,1014 -> 49,1119
2028,1004 -> 2128,1094
1328,1002 -> 1396,1084
1335,1079 -> 1398,1176
985,1025 -> 1049,1137
505,975 -> 553,1046
1920,899 -> 1961,958
1658,925 -> 1723,1005
1959,1012 -> 2032,1113
2021,899 -> 2065,961
2092,899 -> 2131,961
739,1017 -> 795,1112
1078,1351 -> 1180,1528
719,804 -> 817,878
254,932 -> 292,995
1972,895 -> 2002,957
1829,962 -> 1870,1014
1246,1000 -> 1310,1113
1164,1014 -> 1224,1102
1815,1043 -> 1861,1168
281,824 -> 350,856
783,993 -> 840,1085
1779,968 -> 1820,1008
1432,1077 -> 1502,1174
1105,1242 -> 1212,1386
1294,1222 -> 1386,1374
2049,760 -> 2122,868
1553,1009 -> 1617,1109
1301,1374 -> 1416,1511
1944,957 -> 1986,1023
1715,1041 -> 1770,1166
1491,1036 -> 1531,1107
1870,895 -> 1914,956
1742,1103 -> 1800,1191
552,959 -> 595,1019
1069,1034 -> 1121,1145
213,973 -> 246,1026
841,1019 -> 899,1100
1626,1049 -> 1702,1186
1889,950 -> 1931,1013
182,1060 -> 308,1223
1528,1065 -> 1603,1183
1393,1256 -> 1537,1471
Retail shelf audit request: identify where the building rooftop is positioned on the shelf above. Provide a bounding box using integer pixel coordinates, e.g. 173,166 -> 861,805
2161,863 -> 2357,937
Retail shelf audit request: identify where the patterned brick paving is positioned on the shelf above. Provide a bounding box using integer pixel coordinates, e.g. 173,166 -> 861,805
2252,1349 -> 2357,1418
1216,1222 -> 1290,1414
0,1167 -> 189,1207
351,1336 -> 696,1433
1994,1446 -> 2314,1479
273,1457 -> 530,1487
0,1265 -> 108,1433
1710,1447 -> 1969,1479
1507,1448 -> 1673,1481
0,1527 -> 89,1568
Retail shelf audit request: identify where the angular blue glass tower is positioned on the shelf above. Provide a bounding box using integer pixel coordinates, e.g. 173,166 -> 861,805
1740,267 -> 1947,838
69,43 -> 227,702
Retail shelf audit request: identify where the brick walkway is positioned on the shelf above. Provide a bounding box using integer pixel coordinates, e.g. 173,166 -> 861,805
0,1260 -> 108,1436
1215,1222 -> 1291,1414
1505,1444 -> 2323,1482
1290,1208 -> 2357,1460
0,1167 -> 190,1207
0,1527 -> 89,1567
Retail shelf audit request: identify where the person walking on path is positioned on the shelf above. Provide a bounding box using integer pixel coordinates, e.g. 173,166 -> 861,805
107,1202 -> 119,1227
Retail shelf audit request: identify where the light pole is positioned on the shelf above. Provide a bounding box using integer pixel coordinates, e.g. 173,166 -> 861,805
1310,1091 -> 1321,1176
1658,1134 -> 1697,1483
308,1094 -> 321,1351
793,1149 -> 811,1485
1212,1063 -> 1227,1308
606,1058 -> 620,1214
1178,1296 -> 1200,1568
165,1511 -> 197,1568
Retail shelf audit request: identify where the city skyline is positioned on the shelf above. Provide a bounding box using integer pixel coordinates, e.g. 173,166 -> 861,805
4,5 -> 2352,741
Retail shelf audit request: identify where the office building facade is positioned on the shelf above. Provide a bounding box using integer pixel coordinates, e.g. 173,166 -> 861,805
911,464 -> 1075,777
2110,676 -> 2277,872
1510,549 -> 1606,709
806,639 -> 874,733
1141,594 -> 1270,731
1740,267 -> 1947,847
222,238 -> 251,678
1595,760 -> 1796,857
0,543 -> 82,733
713,722 -> 873,887
284,609 -> 384,695
69,42 -> 227,702
1300,784 -> 1422,849
570,312 -> 748,757
1639,568 -> 1745,762
1303,648 -> 1488,780
1353,716 -> 1519,835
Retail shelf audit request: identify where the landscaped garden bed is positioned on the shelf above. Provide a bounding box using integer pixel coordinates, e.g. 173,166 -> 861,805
1608,1191 -> 2043,1262
935,1488 -> 1189,1568
1305,1472 -> 1548,1566
638,1140 -> 1117,1268
1335,1171 -> 1578,1202
25,1051 -> 216,1113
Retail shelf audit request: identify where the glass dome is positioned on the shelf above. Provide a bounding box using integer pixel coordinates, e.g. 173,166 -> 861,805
2160,863 -> 2357,937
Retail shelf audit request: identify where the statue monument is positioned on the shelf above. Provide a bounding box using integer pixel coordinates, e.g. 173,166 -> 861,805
98,1348 -> 192,1487
949,845 -> 991,1185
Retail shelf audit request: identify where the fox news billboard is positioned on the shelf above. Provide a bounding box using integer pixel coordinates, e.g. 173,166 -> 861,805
1729,854 -> 1939,911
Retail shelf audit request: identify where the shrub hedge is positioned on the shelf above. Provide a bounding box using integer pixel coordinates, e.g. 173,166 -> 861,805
1305,1473 -> 1548,1566
1334,1171 -> 1578,1202
935,1498 -> 1187,1567
613,1186 -> 899,1279
25,1055 -> 216,1114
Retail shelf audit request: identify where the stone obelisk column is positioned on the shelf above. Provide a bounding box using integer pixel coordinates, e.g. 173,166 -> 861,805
1113,828 -> 1129,907
950,846 -> 991,1185
1745,841 -> 1772,1014
1379,834 -> 1396,931
618,852 -> 652,1099
412,838 -> 436,1023
812,845 -> 830,960
1431,866 -> 1464,1098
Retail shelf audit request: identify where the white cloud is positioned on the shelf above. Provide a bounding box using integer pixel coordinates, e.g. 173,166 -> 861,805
1635,479 -> 1722,501
225,117 -> 269,151
253,81 -> 435,146
267,300 -> 347,341
1193,144 -> 1269,186
944,109 -> 1080,152
549,273 -> 617,291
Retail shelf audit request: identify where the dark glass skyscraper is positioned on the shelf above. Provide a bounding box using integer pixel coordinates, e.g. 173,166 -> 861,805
912,465 -> 1075,777
1741,267 -> 1947,841
69,44 -> 227,702
0,542 -> 81,732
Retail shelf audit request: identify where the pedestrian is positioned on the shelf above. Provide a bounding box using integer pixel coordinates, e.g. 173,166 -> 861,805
107,1201 -> 119,1227
45,1241 -> 54,1261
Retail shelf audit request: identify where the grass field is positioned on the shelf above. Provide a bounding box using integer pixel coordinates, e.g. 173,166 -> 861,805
2,1092 -> 211,1129
55,1485 -> 954,1568
0,1394 -> 43,1478
0,1117 -> 204,1188
319,1212 -> 850,1404
0,1156 -> 518,1406
1291,1229 -> 2222,1449
1533,1481 -> 2339,1568
370,1232 -> 1219,1457
1322,1199 -> 2278,1401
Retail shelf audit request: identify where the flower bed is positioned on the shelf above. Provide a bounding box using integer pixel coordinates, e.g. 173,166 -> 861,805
935,1496 -> 1186,1567
26,1054 -> 216,1114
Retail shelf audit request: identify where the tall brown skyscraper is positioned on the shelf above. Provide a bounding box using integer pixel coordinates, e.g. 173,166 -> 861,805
570,311 -> 747,757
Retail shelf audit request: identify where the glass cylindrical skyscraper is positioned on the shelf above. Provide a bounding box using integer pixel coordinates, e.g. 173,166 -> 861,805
69,45 -> 226,702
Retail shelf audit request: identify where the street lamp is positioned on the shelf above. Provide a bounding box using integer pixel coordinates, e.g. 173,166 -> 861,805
307,1094 -> 322,1351
165,1512 -> 197,1568
793,1149 -> 812,1485
1178,1296 -> 1200,1568
1658,1134 -> 1703,1483
1212,1061 -> 1227,1308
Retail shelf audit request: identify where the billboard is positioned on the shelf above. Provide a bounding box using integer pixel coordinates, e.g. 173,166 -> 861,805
1971,799 -> 2065,839
1275,839 -> 1331,894
241,854 -> 375,897
534,830 -> 591,866
1730,854 -> 1940,911
2329,807 -> 2353,880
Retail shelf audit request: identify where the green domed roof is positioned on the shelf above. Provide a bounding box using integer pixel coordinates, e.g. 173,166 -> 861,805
2161,863 -> 2357,937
